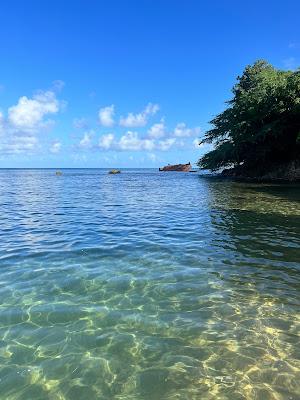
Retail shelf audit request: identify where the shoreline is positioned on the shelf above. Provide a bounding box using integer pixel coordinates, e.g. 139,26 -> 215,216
200,160 -> 300,183
199,173 -> 300,184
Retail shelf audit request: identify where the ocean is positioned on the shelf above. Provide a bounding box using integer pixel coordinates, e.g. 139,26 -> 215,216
0,169 -> 299,399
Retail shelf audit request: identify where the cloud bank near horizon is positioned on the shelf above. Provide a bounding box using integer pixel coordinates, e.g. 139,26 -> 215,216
0,85 -> 204,160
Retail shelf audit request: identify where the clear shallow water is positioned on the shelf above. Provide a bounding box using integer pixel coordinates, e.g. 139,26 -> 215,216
0,169 -> 299,400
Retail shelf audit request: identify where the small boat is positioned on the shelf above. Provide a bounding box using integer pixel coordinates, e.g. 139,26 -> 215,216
55,170 -> 62,176
159,162 -> 191,172
109,169 -> 121,174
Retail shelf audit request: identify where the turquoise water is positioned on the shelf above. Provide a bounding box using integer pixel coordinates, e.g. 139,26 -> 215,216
0,169 -> 299,400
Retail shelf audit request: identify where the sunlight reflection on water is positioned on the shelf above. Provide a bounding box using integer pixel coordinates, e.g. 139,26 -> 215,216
0,169 -> 299,399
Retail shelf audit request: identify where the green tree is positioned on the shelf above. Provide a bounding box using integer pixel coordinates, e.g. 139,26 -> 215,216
198,60 -> 300,175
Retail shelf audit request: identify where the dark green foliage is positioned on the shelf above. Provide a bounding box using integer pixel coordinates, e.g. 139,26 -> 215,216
198,60 -> 300,173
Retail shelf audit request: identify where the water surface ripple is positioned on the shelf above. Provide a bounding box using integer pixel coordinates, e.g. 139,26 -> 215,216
0,169 -> 299,400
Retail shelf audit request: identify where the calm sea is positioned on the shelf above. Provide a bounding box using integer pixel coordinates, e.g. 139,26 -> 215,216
0,169 -> 299,400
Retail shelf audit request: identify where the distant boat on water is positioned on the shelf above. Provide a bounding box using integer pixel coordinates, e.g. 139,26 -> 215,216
159,162 -> 191,172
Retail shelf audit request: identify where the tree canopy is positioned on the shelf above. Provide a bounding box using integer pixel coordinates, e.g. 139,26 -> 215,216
198,60 -> 300,175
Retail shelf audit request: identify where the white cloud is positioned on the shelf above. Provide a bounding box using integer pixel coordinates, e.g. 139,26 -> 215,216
118,131 -> 155,151
50,141 -> 62,153
0,136 -> 39,155
144,103 -> 159,115
0,89 -> 63,155
99,105 -> 115,127
120,113 -> 144,128
79,131 -> 94,149
99,133 -> 115,150
97,128 -> 188,152
8,90 -> 60,133
119,103 -> 159,127
173,122 -> 201,137
98,131 -> 156,152
158,138 -> 176,151
148,120 -> 166,139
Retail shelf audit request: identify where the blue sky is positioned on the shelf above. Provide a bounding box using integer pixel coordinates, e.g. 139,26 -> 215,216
0,0 -> 299,168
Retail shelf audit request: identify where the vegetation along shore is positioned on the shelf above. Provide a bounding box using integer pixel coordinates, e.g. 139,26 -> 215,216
198,60 -> 300,181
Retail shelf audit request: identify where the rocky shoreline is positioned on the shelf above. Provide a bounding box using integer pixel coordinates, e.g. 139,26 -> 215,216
220,160 -> 300,182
